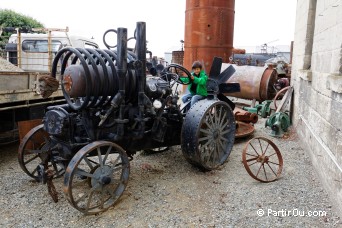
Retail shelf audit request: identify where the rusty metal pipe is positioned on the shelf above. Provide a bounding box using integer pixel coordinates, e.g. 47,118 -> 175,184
221,64 -> 278,101
233,107 -> 258,124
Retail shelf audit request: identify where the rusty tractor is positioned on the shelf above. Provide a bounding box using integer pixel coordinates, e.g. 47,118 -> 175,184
18,22 -> 240,214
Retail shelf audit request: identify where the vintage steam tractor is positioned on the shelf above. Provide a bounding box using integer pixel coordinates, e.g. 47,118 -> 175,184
18,22 -> 239,214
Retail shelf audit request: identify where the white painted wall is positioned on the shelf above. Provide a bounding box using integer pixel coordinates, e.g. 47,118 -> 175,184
292,0 -> 342,216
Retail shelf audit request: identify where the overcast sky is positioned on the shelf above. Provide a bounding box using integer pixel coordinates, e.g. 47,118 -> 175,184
1,0 -> 297,56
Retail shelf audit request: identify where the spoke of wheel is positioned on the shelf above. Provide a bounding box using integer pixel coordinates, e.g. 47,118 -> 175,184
112,164 -> 128,173
75,186 -> 94,204
258,139 -> 263,154
86,190 -> 95,212
220,136 -> 229,142
103,146 -> 111,164
86,158 -> 100,165
266,163 -> 278,176
105,186 -> 117,198
268,152 -> 277,157
249,143 -> 261,156
215,106 -> 222,128
200,128 -> 211,135
75,168 -> 95,179
248,161 -> 259,166
23,153 -> 39,165
246,157 -> 258,162
30,166 -> 38,175
218,138 -> 225,152
220,118 -> 230,132
262,143 -> 270,156
263,164 -> 268,181
100,187 -> 106,209
203,118 -> 215,132
214,142 -> 220,160
221,129 -> 231,135
198,135 -> 211,142
255,164 -> 263,177
202,137 -> 214,148
109,155 -> 121,167
207,109 -> 214,125
214,107 -> 220,128
219,108 -> 227,127
83,157 -> 94,170
246,153 -> 258,157
97,148 -> 104,169
210,144 -> 218,165
268,161 -> 280,166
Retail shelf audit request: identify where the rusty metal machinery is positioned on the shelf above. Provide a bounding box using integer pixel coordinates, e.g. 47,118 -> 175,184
184,0 -> 235,72
234,107 -> 258,124
221,64 -> 278,101
17,22 -> 238,215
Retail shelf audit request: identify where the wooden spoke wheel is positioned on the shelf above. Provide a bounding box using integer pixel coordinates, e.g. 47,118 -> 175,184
242,137 -> 283,182
181,99 -> 236,170
18,124 -> 64,181
63,141 -> 130,215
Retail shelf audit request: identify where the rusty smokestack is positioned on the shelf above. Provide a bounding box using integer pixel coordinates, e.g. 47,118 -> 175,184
184,0 -> 235,73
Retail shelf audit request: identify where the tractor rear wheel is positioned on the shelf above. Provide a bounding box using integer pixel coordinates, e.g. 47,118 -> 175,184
181,99 -> 236,170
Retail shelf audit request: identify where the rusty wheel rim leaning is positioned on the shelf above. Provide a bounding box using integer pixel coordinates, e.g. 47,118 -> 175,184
242,137 -> 283,183
18,124 -> 64,181
63,141 -> 130,215
273,86 -> 290,110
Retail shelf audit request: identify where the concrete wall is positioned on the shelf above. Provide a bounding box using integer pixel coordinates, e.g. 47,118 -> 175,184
292,0 -> 342,215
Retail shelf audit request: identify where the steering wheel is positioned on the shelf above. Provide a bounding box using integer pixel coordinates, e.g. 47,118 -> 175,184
162,63 -> 192,85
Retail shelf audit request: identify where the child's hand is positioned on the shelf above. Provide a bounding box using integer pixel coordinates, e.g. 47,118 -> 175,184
190,75 -> 194,80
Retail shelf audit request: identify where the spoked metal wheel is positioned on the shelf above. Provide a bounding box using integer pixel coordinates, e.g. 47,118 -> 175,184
63,141 -> 130,215
242,137 -> 283,182
181,100 -> 236,170
18,124 -> 64,181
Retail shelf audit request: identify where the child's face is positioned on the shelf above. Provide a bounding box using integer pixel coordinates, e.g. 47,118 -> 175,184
193,67 -> 201,74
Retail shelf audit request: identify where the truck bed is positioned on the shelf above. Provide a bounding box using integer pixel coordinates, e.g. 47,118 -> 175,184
0,71 -> 64,110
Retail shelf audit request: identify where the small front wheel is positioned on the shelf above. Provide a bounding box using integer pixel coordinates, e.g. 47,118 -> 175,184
63,141 -> 130,214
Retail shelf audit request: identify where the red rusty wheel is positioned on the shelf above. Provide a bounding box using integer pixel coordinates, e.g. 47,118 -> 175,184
242,137 -> 283,183
18,124 -> 64,181
273,86 -> 290,110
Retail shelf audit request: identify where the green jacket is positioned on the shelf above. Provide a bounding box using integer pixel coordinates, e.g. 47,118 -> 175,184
180,70 -> 208,96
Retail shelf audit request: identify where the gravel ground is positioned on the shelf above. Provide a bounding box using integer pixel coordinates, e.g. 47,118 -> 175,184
0,118 -> 341,227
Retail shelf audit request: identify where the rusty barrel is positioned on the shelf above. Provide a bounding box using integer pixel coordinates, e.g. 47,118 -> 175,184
221,63 -> 278,101
184,0 -> 235,72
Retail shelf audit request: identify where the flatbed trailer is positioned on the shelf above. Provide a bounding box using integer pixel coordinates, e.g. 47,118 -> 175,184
0,71 -> 64,144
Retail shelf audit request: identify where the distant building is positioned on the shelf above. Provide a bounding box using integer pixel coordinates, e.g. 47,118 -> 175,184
171,50 -> 184,66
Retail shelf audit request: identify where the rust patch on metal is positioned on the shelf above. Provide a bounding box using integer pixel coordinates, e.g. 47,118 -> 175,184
63,75 -> 73,93
18,119 -> 43,144
235,121 -> 255,138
